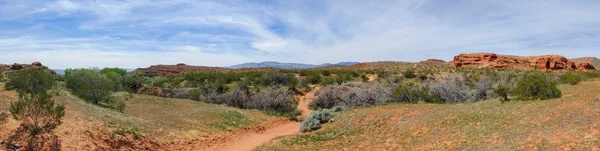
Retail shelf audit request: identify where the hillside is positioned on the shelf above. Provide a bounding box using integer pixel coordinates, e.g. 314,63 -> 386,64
0,83 -> 288,150
257,80 -> 600,150
571,57 -> 600,69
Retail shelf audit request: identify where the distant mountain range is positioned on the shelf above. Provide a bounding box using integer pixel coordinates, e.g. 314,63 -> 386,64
228,61 -> 360,69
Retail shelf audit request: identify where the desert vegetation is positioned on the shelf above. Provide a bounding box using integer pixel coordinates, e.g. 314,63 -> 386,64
4,69 -> 65,150
3,60 -> 600,150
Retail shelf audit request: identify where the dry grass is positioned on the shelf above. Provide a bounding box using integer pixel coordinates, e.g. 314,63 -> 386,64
0,82 -> 285,150
257,80 -> 600,150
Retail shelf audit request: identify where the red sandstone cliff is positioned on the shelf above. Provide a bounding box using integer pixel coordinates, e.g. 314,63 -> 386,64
450,53 -> 595,71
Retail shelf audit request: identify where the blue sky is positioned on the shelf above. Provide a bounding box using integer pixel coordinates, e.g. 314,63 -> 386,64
0,0 -> 599,69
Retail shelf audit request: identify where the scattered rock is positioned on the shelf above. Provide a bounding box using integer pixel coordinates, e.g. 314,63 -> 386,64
596,98 -> 600,102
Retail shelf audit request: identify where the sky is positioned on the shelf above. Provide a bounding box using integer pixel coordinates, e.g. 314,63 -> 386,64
0,0 -> 599,69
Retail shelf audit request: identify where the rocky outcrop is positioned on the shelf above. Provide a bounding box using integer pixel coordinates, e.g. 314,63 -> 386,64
450,53 -> 595,71
0,61 -> 55,73
571,57 -> 600,70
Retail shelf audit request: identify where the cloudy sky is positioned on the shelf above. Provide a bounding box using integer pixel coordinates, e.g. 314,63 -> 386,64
1,0 -> 599,69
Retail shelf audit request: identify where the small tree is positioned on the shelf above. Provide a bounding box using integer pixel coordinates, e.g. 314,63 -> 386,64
5,69 -> 65,135
65,69 -> 115,105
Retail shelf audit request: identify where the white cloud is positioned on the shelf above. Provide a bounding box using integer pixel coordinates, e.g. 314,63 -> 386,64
0,0 -> 598,68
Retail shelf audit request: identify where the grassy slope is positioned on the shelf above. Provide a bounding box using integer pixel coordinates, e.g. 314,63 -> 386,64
0,83 -> 285,150
258,80 -> 600,150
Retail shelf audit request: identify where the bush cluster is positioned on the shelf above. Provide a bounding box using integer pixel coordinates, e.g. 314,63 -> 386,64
311,83 -> 392,109
64,68 -> 126,112
193,85 -> 299,117
512,72 -> 561,100
300,109 -> 332,132
559,72 -> 584,85
313,71 -> 564,110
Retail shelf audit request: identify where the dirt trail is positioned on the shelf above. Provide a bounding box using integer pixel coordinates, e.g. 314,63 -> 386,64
297,86 -> 320,117
216,122 -> 300,151
211,86 -> 321,151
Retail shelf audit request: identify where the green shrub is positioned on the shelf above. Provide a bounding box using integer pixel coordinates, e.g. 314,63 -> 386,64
65,69 -> 125,111
5,69 -> 65,135
307,74 -> 322,85
113,100 -> 126,113
392,83 -> 428,103
0,112 -> 7,124
0,73 -> 5,82
66,69 -> 115,105
111,127 -> 141,140
493,84 -> 511,103
559,72 -> 584,85
402,70 -> 417,79
512,72 -> 561,100
122,72 -> 148,92
300,109 -> 332,132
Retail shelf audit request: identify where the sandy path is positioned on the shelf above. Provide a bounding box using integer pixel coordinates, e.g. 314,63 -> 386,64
368,74 -> 377,82
211,86 -> 321,151
297,86 -> 320,117
217,122 -> 300,151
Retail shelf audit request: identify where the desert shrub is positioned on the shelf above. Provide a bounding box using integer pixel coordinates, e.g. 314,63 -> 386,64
99,67 -> 127,91
330,105 -> 347,112
392,83 -> 429,103
0,73 -> 5,82
360,75 -> 369,82
493,84 -> 511,103
65,69 -> 115,105
111,127 -> 141,140
402,70 -> 417,79
512,72 -> 561,100
306,74 -> 322,85
260,73 -> 295,86
188,88 -> 202,101
122,72 -> 148,92
559,72 -> 584,85
0,112 -> 7,124
112,100 -> 126,113
473,77 -> 493,101
6,69 -> 65,135
311,83 -> 391,109
425,74 -> 476,103
300,109 -> 332,132
65,69 -> 126,111
247,86 -> 297,116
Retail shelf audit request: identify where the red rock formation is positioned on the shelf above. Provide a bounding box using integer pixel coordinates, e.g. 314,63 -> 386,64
450,53 -> 595,71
